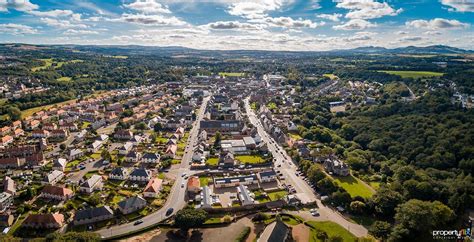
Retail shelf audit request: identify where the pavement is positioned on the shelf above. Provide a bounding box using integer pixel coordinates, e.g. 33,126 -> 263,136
243,97 -> 368,238
96,96 -> 210,239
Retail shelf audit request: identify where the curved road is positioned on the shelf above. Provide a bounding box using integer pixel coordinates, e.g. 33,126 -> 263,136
244,97 -> 368,237
97,97 -> 210,239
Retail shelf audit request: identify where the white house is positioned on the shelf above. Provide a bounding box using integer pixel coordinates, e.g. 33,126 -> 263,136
79,175 -> 103,193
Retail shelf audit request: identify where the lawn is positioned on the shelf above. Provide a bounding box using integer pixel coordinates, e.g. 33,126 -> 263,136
307,221 -> 357,242
323,74 -> 338,80
57,76 -> 72,82
267,190 -> 287,201
332,175 -> 374,198
84,171 -> 99,179
199,176 -> 211,187
66,159 -> 81,168
207,157 -> 219,166
90,153 -> 101,159
378,70 -> 443,79
289,133 -> 302,140
218,72 -> 245,77
81,122 -> 91,129
204,217 -> 222,224
236,155 -> 265,164
31,58 -> 53,72
280,214 -> 302,225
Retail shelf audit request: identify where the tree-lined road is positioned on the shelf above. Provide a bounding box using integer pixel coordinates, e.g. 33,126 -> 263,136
244,97 -> 368,237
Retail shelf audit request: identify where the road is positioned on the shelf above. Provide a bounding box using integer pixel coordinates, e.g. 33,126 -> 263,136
244,97 -> 368,237
97,96 -> 210,239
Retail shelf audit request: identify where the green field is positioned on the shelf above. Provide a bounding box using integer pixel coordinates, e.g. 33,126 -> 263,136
332,175 -> 375,198
31,58 -> 83,72
218,72 -> 245,77
57,76 -> 72,82
378,70 -> 443,79
323,74 -> 338,80
199,176 -> 210,187
206,157 -> 219,166
307,221 -> 357,242
235,155 -> 265,164
267,190 -> 288,201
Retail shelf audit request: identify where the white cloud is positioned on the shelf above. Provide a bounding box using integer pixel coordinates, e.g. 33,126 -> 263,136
120,13 -> 187,26
28,9 -> 74,18
346,31 -> 375,41
333,19 -> 376,30
398,36 -> 424,42
123,0 -> 171,14
317,13 -> 343,22
0,23 -> 37,35
40,18 -> 88,29
440,0 -> 474,12
251,17 -> 325,28
205,21 -> 264,30
335,0 -> 402,19
228,0 -> 285,19
64,29 -> 99,35
0,0 -> 38,12
406,18 -> 470,29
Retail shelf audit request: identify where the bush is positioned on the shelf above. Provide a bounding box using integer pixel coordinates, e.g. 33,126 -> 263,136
234,226 -> 251,242
252,212 -> 269,222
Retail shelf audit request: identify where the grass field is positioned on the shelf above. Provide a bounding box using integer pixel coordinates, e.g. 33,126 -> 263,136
57,76 -> 72,82
206,157 -> 219,166
199,176 -> 210,187
323,74 -> 338,80
307,221 -> 357,242
218,72 -> 245,77
289,133 -> 302,140
332,175 -> 375,198
235,155 -> 265,164
268,190 -> 288,201
31,59 -> 83,72
378,70 -> 443,79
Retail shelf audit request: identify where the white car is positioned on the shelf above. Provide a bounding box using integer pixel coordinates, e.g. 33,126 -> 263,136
310,208 -> 320,216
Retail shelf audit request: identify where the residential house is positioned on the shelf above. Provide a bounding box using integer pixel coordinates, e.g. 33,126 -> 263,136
200,185 -> 213,209
0,192 -> 13,211
187,176 -> 201,195
40,185 -> 74,201
50,129 -> 69,140
79,175 -> 103,193
13,128 -> 24,138
214,174 -> 258,188
109,167 -> 129,180
323,158 -> 350,176
125,151 -> 140,163
0,157 -> 24,169
164,144 -> 177,159
118,142 -> 133,155
52,158 -> 67,171
22,213 -> 64,229
117,196 -> 147,215
12,120 -> 21,129
141,153 -> 160,164
114,130 -> 133,140
143,178 -> 163,198
42,170 -> 64,185
32,129 -> 50,138
88,140 -> 103,153
2,176 -> 15,195
73,206 -> 114,225
0,135 -> 13,146
258,218 -> 291,242
237,184 -> 255,206
220,152 -> 236,167
258,170 -> 277,183
69,149 -> 83,161
129,168 -> 152,182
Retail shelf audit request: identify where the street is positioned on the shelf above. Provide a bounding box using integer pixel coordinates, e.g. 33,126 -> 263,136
243,97 -> 368,237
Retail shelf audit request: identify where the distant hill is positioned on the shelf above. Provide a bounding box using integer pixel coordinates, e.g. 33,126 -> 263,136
1,43 -> 472,57
335,45 -> 473,54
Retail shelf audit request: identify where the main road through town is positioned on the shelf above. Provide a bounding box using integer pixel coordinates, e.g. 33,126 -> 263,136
97,96 -> 210,239
244,97 -> 368,237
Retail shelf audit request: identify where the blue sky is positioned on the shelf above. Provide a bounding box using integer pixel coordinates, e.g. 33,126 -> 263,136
0,0 -> 473,51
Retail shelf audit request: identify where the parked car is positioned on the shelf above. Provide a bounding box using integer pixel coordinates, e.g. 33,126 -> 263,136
310,208 -> 320,216
134,220 -> 143,225
166,208 -> 174,216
